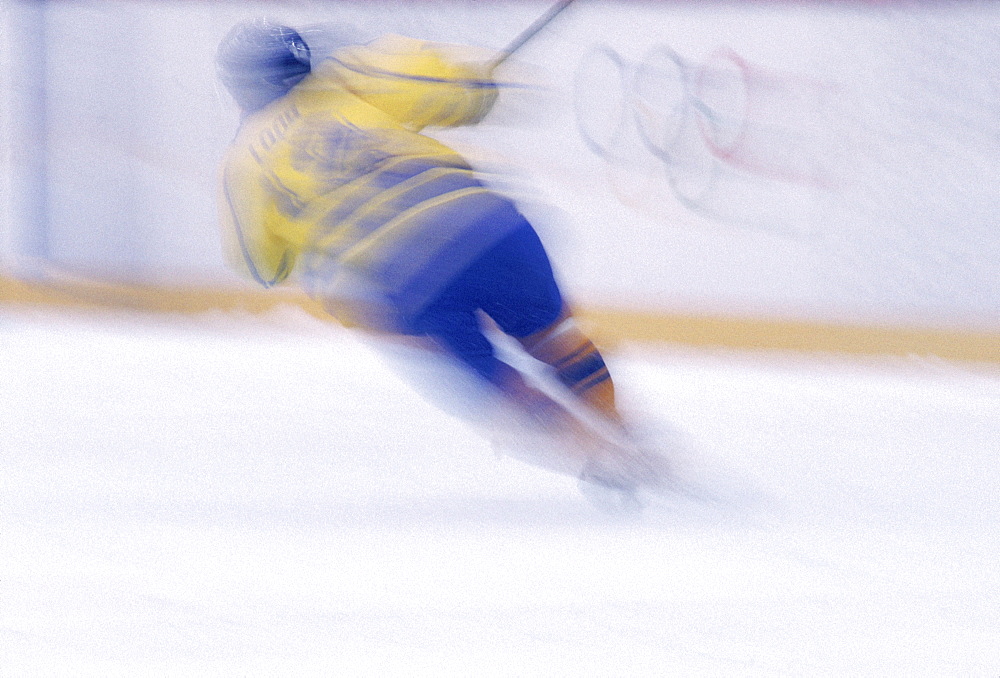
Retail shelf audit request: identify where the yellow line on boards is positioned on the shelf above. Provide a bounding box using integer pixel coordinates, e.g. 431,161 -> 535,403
2,275 -> 997,363
576,308 -> 999,364
0,275 -> 327,319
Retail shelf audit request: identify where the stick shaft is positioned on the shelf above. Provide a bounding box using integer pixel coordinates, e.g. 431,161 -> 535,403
490,0 -> 578,70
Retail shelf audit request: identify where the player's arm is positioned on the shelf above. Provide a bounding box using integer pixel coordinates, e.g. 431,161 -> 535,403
328,35 -> 499,130
219,159 -> 297,288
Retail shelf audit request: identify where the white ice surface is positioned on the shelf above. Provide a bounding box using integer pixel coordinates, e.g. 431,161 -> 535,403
2,306 -> 999,676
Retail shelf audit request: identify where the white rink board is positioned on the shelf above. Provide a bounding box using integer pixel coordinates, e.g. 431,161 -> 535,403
2,0 -> 999,332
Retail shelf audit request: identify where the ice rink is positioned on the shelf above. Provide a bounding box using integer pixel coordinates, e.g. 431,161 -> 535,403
2,306 -> 999,676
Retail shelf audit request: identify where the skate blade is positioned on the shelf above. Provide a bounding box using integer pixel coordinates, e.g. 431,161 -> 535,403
577,472 -> 645,514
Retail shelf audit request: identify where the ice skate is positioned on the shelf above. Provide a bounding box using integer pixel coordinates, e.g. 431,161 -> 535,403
578,465 -> 643,512
576,433 -> 673,511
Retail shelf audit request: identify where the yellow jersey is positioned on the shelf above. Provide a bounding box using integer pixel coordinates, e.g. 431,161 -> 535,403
220,35 -> 520,331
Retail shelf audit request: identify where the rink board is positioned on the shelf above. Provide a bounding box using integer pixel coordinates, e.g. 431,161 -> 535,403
2,275 -> 996,364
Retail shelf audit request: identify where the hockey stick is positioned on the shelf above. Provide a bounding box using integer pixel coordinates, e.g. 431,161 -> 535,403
489,0 -> 579,71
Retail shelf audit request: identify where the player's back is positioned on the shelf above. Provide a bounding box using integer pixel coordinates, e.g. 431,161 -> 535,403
219,35 -> 517,331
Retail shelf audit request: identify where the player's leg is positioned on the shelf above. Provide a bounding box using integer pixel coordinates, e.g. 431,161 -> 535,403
408,296 -> 608,479
413,301 -> 580,431
410,210 -> 668,497
475,220 -> 672,497
516,309 -> 623,428
473,222 -> 626,429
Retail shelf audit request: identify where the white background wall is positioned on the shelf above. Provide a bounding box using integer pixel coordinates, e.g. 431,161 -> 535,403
3,0 -> 999,332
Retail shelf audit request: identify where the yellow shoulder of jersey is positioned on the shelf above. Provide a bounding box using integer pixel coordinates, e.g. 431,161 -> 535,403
314,35 -> 497,131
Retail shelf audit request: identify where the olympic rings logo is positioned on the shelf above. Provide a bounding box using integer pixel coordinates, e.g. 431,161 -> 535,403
573,44 -> 838,220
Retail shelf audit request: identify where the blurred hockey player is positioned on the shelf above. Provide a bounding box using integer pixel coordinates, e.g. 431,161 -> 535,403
215,19 -> 669,505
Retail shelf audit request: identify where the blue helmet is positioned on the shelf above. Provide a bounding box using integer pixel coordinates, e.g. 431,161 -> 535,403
217,19 -> 311,112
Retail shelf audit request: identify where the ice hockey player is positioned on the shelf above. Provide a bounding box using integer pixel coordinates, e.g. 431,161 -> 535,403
215,19 -> 669,506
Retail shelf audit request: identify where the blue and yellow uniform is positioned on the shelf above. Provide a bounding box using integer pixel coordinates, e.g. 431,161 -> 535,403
214,23 -> 665,501
220,33 -> 566,384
